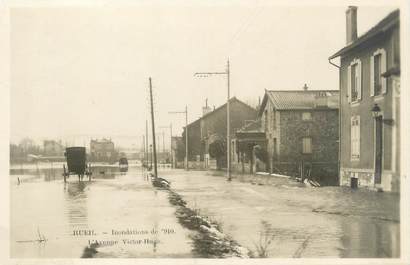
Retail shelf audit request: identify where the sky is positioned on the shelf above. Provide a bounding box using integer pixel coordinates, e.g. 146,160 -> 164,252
9,2 -> 399,148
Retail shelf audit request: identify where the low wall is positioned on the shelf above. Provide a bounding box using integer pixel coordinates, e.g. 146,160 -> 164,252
340,168 -> 400,192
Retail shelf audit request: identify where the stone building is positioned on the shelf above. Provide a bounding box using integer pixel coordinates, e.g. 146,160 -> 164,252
258,88 -> 339,185
182,97 -> 257,169
329,7 -> 400,192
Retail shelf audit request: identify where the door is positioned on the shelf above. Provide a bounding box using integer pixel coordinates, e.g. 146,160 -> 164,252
374,116 -> 383,184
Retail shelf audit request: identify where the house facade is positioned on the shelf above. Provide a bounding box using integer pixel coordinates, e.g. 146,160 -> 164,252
183,97 -> 257,169
258,89 -> 339,185
43,140 -> 64,156
90,138 -> 117,163
329,7 -> 400,192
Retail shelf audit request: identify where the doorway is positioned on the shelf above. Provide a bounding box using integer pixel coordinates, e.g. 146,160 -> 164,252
374,116 -> 383,184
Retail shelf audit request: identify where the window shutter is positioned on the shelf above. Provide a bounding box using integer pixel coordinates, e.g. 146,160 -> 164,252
381,49 -> 387,94
370,55 -> 375,96
357,60 -> 362,100
357,117 -> 360,157
350,117 -> 354,158
347,65 -> 351,103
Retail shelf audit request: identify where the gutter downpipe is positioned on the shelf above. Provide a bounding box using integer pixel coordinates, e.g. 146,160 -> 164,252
328,57 -> 342,185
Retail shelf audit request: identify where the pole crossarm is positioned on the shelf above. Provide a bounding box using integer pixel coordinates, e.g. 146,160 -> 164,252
194,72 -> 227,76
194,59 -> 231,181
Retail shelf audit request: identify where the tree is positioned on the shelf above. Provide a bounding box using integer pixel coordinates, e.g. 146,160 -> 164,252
208,139 -> 226,159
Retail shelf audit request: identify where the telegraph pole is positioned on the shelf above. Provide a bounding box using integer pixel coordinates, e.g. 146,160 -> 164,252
149,77 -> 158,178
170,123 -> 173,167
142,134 -> 145,165
146,120 -> 149,167
226,60 -> 231,181
185,106 -> 188,170
169,107 -> 188,170
194,59 -> 232,181
162,131 -> 165,153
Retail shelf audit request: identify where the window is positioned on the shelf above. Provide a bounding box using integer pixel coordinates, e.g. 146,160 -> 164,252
351,116 -> 360,160
272,109 -> 276,130
273,138 -> 277,157
302,137 -> 312,154
374,54 -> 382,95
302,112 -> 312,120
264,110 -> 268,132
370,48 -> 387,97
347,59 -> 362,103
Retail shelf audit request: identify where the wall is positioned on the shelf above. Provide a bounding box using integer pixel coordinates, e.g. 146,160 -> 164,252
260,100 -> 280,172
183,119 -> 202,161
277,110 -> 339,184
339,27 -> 399,192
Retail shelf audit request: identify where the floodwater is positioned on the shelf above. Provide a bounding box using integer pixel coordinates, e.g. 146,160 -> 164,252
164,169 -> 400,258
10,164 -> 400,258
10,163 -> 194,258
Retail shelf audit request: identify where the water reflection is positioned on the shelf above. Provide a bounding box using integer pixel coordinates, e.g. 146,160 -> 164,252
10,164 -> 194,258
340,218 -> 399,258
64,182 -> 89,228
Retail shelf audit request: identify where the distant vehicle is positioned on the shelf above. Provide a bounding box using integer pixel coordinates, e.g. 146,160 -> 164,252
119,157 -> 128,173
63,147 -> 92,182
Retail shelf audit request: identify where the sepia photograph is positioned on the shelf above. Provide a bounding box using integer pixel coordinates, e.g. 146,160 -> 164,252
1,0 -> 409,264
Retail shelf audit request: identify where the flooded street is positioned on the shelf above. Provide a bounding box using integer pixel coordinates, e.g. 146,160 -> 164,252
10,163 -> 194,258
165,169 -> 400,258
10,164 -> 400,258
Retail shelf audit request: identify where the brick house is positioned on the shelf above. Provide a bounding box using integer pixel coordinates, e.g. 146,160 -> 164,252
329,7 -> 400,192
258,88 -> 339,185
182,97 -> 257,169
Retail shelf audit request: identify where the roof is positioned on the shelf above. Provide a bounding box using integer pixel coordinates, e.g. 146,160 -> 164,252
237,119 -> 263,133
186,97 -> 256,128
329,9 -> 399,59
258,90 -> 339,116
91,138 -> 113,143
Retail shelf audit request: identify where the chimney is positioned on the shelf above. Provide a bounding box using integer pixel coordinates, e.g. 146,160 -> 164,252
346,6 -> 358,44
303,83 -> 308,91
202,98 -> 212,116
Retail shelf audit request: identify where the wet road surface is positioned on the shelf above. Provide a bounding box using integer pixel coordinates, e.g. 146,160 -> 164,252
10,164 -> 194,258
10,164 -> 400,258
164,169 -> 400,258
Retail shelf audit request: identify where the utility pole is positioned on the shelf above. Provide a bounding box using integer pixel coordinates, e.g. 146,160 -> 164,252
149,77 -> 158,178
169,107 -> 188,170
170,123 -> 173,167
194,59 -> 231,181
162,131 -> 165,154
160,124 -> 173,167
157,134 -> 160,156
226,60 -> 231,181
185,105 -> 188,171
142,134 -> 145,165
146,120 -> 149,167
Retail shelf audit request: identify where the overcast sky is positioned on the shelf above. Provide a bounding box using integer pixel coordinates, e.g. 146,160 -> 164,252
10,2 -> 398,147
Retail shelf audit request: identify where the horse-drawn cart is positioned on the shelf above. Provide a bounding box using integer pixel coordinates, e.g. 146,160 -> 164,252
62,147 -> 92,182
